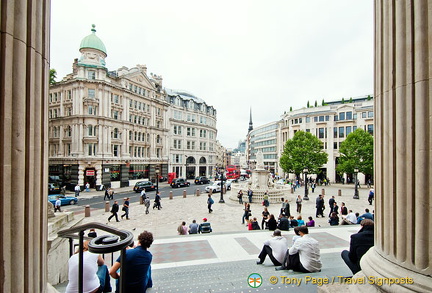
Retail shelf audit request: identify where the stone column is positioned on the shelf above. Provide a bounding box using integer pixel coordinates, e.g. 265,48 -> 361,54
0,1 -> 50,292
358,1 -> 432,292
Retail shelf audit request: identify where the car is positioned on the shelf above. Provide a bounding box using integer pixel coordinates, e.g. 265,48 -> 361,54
133,181 -> 156,193
205,181 -> 228,193
48,194 -> 78,206
194,176 -> 210,185
48,182 -> 61,194
170,178 -> 190,188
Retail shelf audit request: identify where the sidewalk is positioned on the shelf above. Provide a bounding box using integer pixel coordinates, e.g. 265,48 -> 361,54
54,183 -> 374,292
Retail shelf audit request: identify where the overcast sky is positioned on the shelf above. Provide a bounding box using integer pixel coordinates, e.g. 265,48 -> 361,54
51,0 -> 374,149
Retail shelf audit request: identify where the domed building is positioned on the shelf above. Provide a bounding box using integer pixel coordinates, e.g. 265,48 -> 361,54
48,25 -> 170,189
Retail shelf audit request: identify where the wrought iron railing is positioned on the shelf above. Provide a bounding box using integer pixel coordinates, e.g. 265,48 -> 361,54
58,222 -> 134,293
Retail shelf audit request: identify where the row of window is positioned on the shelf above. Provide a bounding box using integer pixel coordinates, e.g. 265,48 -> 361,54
291,111 -> 374,125
172,110 -> 216,127
172,139 -> 213,151
169,97 -> 216,116
172,125 -> 215,139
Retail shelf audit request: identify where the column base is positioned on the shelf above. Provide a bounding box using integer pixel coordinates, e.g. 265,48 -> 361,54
355,248 -> 432,293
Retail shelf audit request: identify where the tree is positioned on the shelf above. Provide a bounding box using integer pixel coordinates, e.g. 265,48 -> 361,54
307,101 -> 310,108
322,99 -> 325,106
349,97 -> 353,103
279,131 -> 328,177
336,129 -> 374,175
50,68 -> 57,85
342,98 -> 345,104
314,100 -> 318,107
290,106 -> 292,112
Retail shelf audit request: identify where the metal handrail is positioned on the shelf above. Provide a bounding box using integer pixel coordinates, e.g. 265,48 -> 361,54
58,222 -> 134,293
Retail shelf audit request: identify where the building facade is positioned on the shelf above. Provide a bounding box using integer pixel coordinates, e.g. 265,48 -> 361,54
246,121 -> 280,174
49,26 -> 171,189
278,96 -> 374,183
166,89 -> 218,179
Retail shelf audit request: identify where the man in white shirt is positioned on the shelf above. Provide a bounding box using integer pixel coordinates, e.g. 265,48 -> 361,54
342,210 -> 358,225
74,184 -> 81,196
276,226 -> 322,272
256,229 -> 288,266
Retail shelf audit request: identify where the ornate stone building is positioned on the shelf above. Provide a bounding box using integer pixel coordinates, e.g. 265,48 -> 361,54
279,96 -> 374,183
48,26 -> 169,189
165,89 -> 218,179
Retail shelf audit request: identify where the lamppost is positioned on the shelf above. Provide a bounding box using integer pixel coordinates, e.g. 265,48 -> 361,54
353,167 -> 359,199
155,167 -> 160,193
303,167 -> 309,200
219,167 -> 225,203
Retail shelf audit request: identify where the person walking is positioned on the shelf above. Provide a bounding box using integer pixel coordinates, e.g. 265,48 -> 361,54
207,194 -> 214,213
316,195 -> 324,218
237,189 -> 243,204
242,203 -> 251,224
108,188 -> 114,200
103,188 -> 110,201
154,192 -> 161,210
85,182 -> 90,192
296,195 -> 302,213
108,200 -> 120,222
144,196 -> 150,214
247,188 -> 253,203
121,197 -> 130,220
54,196 -> 62,213
74,184 -> 81,197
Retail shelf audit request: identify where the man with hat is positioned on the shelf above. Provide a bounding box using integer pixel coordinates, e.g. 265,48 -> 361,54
199,218 -> 212,233
256,229 -> 288,266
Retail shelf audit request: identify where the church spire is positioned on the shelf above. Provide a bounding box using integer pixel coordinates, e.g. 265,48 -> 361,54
248,107 -> 253,132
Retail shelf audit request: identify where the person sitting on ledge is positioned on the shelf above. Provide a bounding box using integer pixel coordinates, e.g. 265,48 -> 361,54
275,226 -> 322,273
341,219 -> 374,275
256,229 -> 288,266
199,218 -> 212,233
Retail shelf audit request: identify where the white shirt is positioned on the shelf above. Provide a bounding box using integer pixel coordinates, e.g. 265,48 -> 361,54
141,190 -> 146,197
74,185 -> 80,191
263,236 -> 288,264
65,251 -> 100,293
55,199 -> 61,207
345,212 -> 357,224
289,234 -> 322,272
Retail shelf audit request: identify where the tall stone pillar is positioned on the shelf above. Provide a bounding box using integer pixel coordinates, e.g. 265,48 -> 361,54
358,1 -> 432,292
0,1 -> 50,292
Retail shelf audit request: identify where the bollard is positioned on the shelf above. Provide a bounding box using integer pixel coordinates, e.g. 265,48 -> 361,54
338,189 -> 342,196
291,186 -> 294,194
85,205 -> 91,217
105,201 -> 110,212
196,189 -> 200,196
183,190 -> 187,198
140,196 -> 144,205
169,191 -> 173,200
322,188 -> 325,195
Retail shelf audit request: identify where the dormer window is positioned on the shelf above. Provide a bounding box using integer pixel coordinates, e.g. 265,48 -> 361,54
88,71 -> 96,80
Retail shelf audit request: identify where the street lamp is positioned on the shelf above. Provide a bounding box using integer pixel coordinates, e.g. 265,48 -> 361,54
303,167 -> 309,200
155,167 -> 160,193
353,167 -> 359,199
219,167 -> 225,203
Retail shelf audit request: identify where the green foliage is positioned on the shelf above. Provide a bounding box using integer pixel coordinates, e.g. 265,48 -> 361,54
336,129 -> 374,175
321,99 -> 325,106
314,100 -> 318,107
341,98 -> 345,104
290,106 -> 292,112
367,95 -> 372,100
279,131 -> 328,176
349,97 -> 353,103
307,101 -> 310,108
50,68 -> 57,85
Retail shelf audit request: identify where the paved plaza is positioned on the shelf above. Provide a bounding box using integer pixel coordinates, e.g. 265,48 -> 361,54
54,183 -> 374,292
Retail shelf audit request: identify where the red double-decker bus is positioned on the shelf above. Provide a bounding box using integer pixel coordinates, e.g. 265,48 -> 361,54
225,165 -> 240,180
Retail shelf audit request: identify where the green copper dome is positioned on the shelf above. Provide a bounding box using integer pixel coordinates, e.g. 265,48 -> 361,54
79,24 -> 107,55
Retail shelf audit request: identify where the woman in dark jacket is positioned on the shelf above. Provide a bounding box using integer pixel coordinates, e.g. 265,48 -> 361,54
329,212 -> 340,226
267,214 -> 278,231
